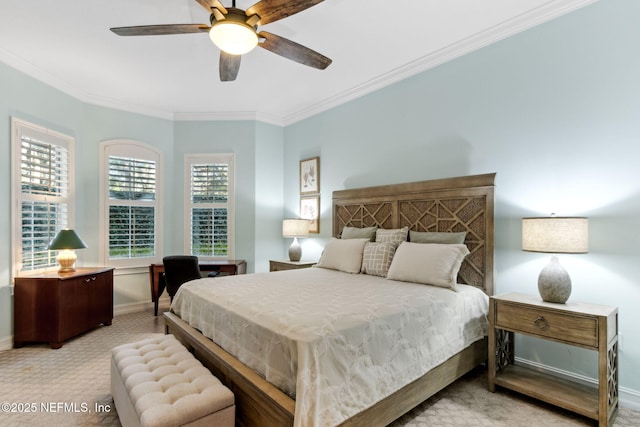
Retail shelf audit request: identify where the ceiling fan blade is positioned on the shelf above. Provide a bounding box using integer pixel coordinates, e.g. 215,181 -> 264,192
212,8 -> 226,22
219,52 -> 241,81
110,24 -> 209,36
195,0 -> 227,15
247,0 -> 323,26
258,31 -> 331,70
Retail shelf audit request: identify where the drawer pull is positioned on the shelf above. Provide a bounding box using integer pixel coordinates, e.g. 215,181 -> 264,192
84,276 -> 97,283
534,316 -> 549,330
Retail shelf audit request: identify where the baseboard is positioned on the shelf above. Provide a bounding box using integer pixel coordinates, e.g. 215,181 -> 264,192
0,335 -> 13,351
515,357 -> 640,411
0,298 -> 171,351
113,300 -> 154,316
113,297 -> 171,316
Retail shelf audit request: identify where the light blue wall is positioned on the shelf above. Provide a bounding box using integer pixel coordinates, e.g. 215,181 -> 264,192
78,105 -> 175,306
79,104 -> 175,260
284,0 -> 640,397
0,63 -> 84,340
0,65 -> 282,340
2,0 -> 639,405
254,122 -> 285,271
173,120 -> 260,272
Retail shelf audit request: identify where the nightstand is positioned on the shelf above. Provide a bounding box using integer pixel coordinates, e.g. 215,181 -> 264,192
269,260 -> 315,272
488,292 -> 618,427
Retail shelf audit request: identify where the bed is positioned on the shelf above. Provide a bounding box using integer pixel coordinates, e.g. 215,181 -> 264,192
164,172 -> 496,427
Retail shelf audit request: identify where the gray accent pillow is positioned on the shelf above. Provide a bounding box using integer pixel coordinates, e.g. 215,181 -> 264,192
361,242 -> 397,277
409,231 -> 467,244
341,226 -> 377,241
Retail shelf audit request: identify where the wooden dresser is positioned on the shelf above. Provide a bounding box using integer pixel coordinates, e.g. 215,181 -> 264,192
14,267 -> 114,349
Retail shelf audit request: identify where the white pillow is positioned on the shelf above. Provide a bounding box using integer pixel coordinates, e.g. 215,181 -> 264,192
316,238 -> 369,274
386,242 -> 470,290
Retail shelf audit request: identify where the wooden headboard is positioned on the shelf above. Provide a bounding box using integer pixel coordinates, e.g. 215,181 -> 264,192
332,173 -> 495,295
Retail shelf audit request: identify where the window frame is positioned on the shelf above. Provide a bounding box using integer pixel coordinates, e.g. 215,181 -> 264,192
184,153 -> 235,260
11,117 -> 76,278
99,139 -> 163,269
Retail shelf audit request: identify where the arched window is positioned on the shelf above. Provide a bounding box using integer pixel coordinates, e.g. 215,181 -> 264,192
99,140 -> 163,268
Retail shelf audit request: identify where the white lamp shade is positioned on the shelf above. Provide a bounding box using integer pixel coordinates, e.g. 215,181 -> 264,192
282,219 -> 310,238
522,217 -> 588,254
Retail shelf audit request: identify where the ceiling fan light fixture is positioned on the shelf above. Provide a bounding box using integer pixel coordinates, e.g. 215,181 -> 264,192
209,20 -> 258,55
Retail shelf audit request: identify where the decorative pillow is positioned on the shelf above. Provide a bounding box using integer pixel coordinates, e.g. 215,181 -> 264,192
375,226 -> 408,247
386,242 -> 470,290
316,238 -> 369,274
361,242 -> 397,277
409,231 -> 467,244
341,226 -> 377,241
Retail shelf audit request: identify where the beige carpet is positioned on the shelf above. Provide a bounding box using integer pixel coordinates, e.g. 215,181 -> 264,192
0,305 -> 637,427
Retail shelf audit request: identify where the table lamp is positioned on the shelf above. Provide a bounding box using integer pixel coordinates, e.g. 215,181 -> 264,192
48,229 -> 88,272
282,219 -> 309,262
522,216 -> 588,303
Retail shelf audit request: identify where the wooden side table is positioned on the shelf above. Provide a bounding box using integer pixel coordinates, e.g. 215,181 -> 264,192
149,259 -> 246,316
488,292 -> 618,427
269,260 -> 316,272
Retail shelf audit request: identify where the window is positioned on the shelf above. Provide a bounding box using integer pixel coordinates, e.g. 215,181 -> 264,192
11,117 -> 75,276
100,140 -> 162,267
185,154 -> 234,259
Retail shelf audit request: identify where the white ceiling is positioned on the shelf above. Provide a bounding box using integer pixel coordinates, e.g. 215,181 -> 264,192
0,0 -> 595,125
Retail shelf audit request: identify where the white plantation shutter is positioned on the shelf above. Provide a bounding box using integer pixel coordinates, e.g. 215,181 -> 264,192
108,156 -> 156,259
100,140 -> 162,267
12,118 -> 74,274
21,200 -> 68,270
185,154 -> 234,258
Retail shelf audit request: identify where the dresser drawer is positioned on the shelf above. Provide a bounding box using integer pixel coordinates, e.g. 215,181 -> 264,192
495,301 -> 598,348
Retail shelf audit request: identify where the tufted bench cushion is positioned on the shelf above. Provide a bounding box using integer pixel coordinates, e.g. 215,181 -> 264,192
111,334 -> 234,427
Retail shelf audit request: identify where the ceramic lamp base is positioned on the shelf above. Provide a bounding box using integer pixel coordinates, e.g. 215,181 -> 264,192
288,237 -> 302,262
57,250 -> 77,272
538,255 -> 571,304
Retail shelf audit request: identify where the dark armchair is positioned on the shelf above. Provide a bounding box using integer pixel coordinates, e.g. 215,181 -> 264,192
162,255 -> 202,301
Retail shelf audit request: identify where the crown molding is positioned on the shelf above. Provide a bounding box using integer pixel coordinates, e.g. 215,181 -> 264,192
1,0 -> 598,127
280,0 -> 599,126
82,93 -> 176,121
0,46 -> 176,121
173,110 -> 284,126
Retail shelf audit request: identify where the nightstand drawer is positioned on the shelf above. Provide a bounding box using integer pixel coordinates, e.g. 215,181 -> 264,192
495,302 -> 598,348
269,260 -> 315,272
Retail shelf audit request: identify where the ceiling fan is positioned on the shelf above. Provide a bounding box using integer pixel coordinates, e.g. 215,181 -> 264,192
110,0 -> 332,82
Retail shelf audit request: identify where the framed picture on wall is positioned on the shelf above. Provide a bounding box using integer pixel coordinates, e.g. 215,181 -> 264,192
300,195 -> 319,234
300,157 -> 319,195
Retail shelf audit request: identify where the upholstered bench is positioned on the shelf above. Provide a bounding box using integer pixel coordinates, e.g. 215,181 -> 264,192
111,334 -> 234,427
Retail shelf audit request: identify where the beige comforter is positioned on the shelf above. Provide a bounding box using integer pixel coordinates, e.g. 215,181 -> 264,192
171,267 -> 488,427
